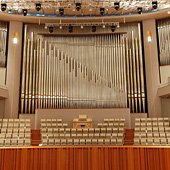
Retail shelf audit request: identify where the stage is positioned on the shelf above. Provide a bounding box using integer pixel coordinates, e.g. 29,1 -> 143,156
0,145 -> 170,170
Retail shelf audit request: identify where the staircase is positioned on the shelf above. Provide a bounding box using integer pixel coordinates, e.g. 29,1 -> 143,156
31,130 -> 41,146
124,129 -> 134,145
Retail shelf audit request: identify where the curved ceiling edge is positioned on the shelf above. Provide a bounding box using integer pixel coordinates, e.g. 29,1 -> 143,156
0,8 -> 169,24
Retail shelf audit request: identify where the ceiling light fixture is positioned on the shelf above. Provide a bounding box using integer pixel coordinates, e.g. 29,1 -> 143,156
152,1 -> 157,9
111,25 -> 116,32
92,26 -> 96,32
59,8 -> 64,16
137,7 -> 142,14
35,2 -> 41,11
100,8 -> 105,15
1,3 -> 7,12
69,25 -> 73,33
22,9 -> 27,16
49,26 -> 54,33
114,2 -> 119,10
76,3 -> 81,11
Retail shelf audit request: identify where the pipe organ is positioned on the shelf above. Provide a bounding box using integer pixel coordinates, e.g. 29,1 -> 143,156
0,21 -> 8,67
157,17 -> 170,66
20,23 -> 146,113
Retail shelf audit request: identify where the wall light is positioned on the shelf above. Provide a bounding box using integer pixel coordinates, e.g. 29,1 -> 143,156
13,32 -> 18,44
147,30 -> 152,42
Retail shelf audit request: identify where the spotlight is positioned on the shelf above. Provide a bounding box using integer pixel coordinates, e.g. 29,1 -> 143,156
22,9 -> 27,16
137,7 -> 142,14
103,25 -> 105,29
100,8 -> 105,15
59,8 -> 64,16
76,3 -> 81,11
59,25 -> 62,29
114,2 -> 119,10
49,26 -> 54,33
152,1 -> 157,9
81,25 -> 83,29
1,3 -> 7,12
69,25 -> 73,33
111,25 -> 116,32
92,26 -> 96,32
35,2 -> 41,11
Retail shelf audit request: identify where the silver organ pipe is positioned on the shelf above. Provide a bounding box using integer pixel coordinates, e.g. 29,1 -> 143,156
157,18 -> 170,66
20,24 -> 146,113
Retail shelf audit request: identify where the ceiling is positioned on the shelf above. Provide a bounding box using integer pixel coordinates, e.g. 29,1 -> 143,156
0,0 -> 169,24
1,0 -> 170,16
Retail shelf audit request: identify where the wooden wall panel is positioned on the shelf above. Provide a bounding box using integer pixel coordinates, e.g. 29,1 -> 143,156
0,146 -> 170,170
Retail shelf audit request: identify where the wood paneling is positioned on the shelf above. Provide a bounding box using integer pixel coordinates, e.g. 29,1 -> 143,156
0,146 -> 170,170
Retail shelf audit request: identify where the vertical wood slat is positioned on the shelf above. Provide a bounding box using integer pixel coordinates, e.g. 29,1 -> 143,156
0,146 -> 170,170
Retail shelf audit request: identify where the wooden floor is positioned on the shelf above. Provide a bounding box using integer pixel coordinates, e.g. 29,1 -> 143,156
31,129 -> 134,146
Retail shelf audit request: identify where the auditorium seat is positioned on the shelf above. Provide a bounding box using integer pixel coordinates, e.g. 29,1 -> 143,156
98,139 -> 104,145
25,139 -> 31,146
92,139 -> 97,145
74,139 -> 79,145
40,118 -> 126,146
61,139 -> 67,145
111,139 -> 117,145
161,138 -> 167,145
104,139 -> 110,145
80,139 -> 85,145
86,139 -> 91,145
42,139 -> 48,146
154,139 -> 160,145
134,117 -> 170,145
67,139 -> 73,145
140,139 -> 146,145
134,139 -> 140,145
55,139 -> 60,145
117,139 -> 123,145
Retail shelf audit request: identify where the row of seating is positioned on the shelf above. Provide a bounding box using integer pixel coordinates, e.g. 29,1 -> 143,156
103,118 -> 125,123
134,132 -> 170,139
41,127 -> 125,134
41,119 -> 62,123
0,133 -> 31,140
134,138 -> 170,145
135,122 -> 169,127
41,138 -> 124,146
41,133 -> 124,139
135,117 -> 169,123
97,119 -> 126,128
41,123 -> 68,128
0,139 -> 31,146
0,128 -> 31,134
97,123 -> 125,128
135,127 -> 170,133
0,123 -> 31,128
0,119 -> 31,123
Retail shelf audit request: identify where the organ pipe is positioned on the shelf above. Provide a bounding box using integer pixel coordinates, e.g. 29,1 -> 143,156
20,24 -> 146,113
